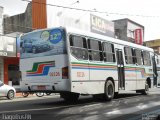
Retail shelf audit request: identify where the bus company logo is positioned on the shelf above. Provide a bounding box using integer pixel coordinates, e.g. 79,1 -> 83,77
26,61 -> 55,76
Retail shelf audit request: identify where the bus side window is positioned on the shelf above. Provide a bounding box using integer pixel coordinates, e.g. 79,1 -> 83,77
88,39 -> 103,61
132,48 -> 137,64
103,42 -> 115,62
135,49 -> 143,65
69,35 -> 83,48
124,47 -> 134,64
69,35 -> 88,60
142,51 -> 151,66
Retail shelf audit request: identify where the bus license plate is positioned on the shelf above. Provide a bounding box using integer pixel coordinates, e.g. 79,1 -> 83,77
37,86 -> 46,90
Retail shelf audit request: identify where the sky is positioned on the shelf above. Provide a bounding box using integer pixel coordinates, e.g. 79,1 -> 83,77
0,0 -> 160,41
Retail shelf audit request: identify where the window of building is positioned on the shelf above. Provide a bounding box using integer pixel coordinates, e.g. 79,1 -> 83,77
103,42 -> 115,62
88,39 -> 103,61
128,29 -> 135,39
70,35 -> 88,60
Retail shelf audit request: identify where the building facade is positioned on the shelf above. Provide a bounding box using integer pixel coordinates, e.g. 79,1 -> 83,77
0,6 -> 4,82
145,39 -> 160,55
113,18 -> 144,45
3,0 -> 115,38
2,0 -> 47,87
0,6 -> 19,91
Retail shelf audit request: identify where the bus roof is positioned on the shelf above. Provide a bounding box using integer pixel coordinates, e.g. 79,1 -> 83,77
20,27 -> 153,52
66,27 -> 154,52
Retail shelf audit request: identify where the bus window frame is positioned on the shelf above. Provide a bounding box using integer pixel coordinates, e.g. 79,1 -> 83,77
69,34 -> 89,61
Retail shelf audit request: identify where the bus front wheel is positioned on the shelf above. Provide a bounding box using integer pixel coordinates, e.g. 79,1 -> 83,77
136,81 -> 149,95
60,92 -> 79,102
141,81 -> 149,95
104,80 -> 115,101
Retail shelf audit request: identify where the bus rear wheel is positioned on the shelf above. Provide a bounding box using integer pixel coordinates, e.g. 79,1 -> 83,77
104,80 -> 115,101
60,92 -> 79,102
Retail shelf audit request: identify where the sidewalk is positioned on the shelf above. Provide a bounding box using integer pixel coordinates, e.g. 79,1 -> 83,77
0,93 -> 60,103
15,92 -> 34,98
15,92 -> 60,98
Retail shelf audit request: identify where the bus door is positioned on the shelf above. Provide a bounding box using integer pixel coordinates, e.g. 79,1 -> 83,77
152,56 -> 158,86
116,49 -> 125,90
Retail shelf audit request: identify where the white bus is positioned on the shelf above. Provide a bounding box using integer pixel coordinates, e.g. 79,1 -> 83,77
20,27 -> 155,101
156,55 -> 160,87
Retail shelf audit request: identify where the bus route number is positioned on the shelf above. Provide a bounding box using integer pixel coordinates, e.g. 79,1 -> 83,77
49,72 -> 60,77
77,72 -> 85,77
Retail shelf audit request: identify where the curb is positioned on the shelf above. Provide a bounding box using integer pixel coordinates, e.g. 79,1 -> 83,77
15,92 -> 35,98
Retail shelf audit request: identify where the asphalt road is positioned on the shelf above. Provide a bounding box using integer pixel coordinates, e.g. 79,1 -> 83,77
0,92 -> 160,120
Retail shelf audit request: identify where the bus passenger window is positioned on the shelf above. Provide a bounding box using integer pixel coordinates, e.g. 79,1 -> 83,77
135,49 -> 143,65
69,35 -> 88,60
69,35 -> 83,48
142,51 -> 151,66
88,39 -> 103,61
124,47 -> 134,64
103,43 -> 115,62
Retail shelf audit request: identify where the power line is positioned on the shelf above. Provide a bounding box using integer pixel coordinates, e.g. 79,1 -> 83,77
21,0 -> 160,18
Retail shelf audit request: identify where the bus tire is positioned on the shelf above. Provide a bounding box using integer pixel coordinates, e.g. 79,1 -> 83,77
36,92 -> 44,97
141,81 -> 149,95
104,80 -> 114,101
60,93 -> 79,102
46,92 -> 51,95
22,92 -> 29,97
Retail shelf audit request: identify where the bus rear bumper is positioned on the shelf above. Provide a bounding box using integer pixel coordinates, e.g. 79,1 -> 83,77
20,82 -> 70,93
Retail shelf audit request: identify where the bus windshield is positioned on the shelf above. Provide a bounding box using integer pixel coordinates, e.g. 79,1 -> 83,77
20,28 -> 66,59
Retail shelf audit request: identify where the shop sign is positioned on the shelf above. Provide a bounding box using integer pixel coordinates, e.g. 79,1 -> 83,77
135,29 -> 143,45
90,14 -> 114,37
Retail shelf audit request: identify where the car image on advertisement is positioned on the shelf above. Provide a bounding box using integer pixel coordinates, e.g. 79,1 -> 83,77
0,81 -> 16,100
22,39 -> 52,54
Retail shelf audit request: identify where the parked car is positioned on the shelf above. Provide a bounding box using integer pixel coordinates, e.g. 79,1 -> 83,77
22,39 -> 52,54
0,81 -> 16,100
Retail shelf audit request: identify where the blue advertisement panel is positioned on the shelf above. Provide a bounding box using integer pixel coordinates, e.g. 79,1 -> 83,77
20,28 -> 66,59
